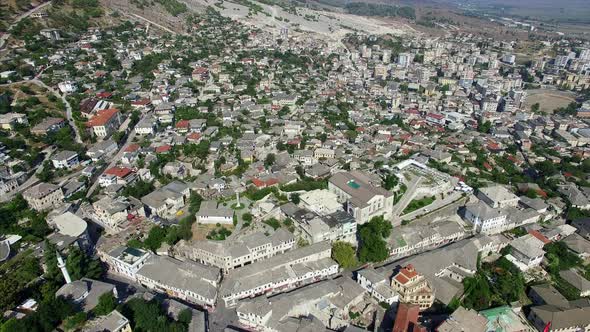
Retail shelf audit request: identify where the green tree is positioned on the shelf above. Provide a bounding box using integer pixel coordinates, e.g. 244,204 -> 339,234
63,312 -> 87,331
144,226 -> 167,251
93,292 -> 117,316
65,247 -> 104,280
358,216 -> 392,263
264,153 -> 276,168
290,192 -> 300,204
331,241 -> 357,268
382,174 -> 398,191
178,308 -> 193,325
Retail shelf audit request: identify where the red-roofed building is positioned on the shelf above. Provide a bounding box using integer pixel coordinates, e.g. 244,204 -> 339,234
87,108 -> 121,138
391,265 -> 435,310
192,67 -> 209,82
529,230 -> 551,245
393,303 -> 426,332
187,132 -> 202,142
176,120 -> 189,133
99,167 -> 135,187
251,177 -> 279,188
96,91 -> 112,99
155,145 -> 172,154
426,113 -> 445,125
105,166 -> 133,178
125,144 -> 140,153
131,99 -> 152,111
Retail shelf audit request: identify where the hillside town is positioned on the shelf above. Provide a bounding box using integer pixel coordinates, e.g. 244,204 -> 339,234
2,0 -> 590,331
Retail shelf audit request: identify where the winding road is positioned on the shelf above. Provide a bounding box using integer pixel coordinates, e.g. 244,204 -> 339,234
0,1 -> 53,50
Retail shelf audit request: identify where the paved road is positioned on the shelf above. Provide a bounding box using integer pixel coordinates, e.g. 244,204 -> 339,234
85,113 -> 146,198
0,1 -> 53,50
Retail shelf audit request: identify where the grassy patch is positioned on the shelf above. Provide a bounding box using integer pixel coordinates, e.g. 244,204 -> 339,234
402,196 -> 435,214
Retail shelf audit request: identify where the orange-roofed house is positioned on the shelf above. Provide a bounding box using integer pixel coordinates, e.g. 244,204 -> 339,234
99,167 -> 135,187
175,120 -> 189,133
391,265 -> 435,310
393,303 -> 427,332
155,145 -> 172,154
87,108 -> 121,138
187,132 -> 202,143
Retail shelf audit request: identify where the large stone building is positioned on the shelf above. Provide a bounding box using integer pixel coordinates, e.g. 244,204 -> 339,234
175,229 -> 295,273
23,182 -> 64,211
136,255 -> 220,309
328,171 -> 394,224
220,241 -> 338,306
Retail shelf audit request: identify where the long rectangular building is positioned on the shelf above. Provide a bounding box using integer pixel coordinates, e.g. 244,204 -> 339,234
136,255 -> 221,310
175,229 -> 295,273
220,241 -> 338,306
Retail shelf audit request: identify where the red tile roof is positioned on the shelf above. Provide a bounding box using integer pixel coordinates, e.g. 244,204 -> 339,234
87,108 -> 119,127
155,145 -> 172,153
392,303 -> 421,332
394,264 -> 418,285
125,144 -> 140,152
187,132 -> 202,141
529,230 -> 551,245
105,166 -> 133,178
176,120 -> 189,128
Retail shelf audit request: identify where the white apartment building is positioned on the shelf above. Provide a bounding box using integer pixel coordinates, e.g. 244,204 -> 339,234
464,201 -> 511,235
51,150 -> 79,169
100,246 -> 152,280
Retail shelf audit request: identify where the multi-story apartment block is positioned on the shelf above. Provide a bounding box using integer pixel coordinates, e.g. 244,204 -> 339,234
175,229 -> 295,273
99,246 -> 151,280
87,108 -> 121,138
391,264 -> 435,310
328,171 -> 394,224
51,150 -> 80,169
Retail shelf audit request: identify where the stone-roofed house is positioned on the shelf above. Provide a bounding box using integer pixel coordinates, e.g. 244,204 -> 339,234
328,171 -> 394,224
559,269 -> 590,297
23,182 -> 64,211
141,181 -> 190,219
51,150 -> 79,169
563,233 -> 590,259
505,234 -> 545,271
99,246 -> 152,279
477,185 -> 520,208
356,267 -> 399,305
463,201 -> 510,234
437,307 -> 487,332
196,201 -> 233,225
